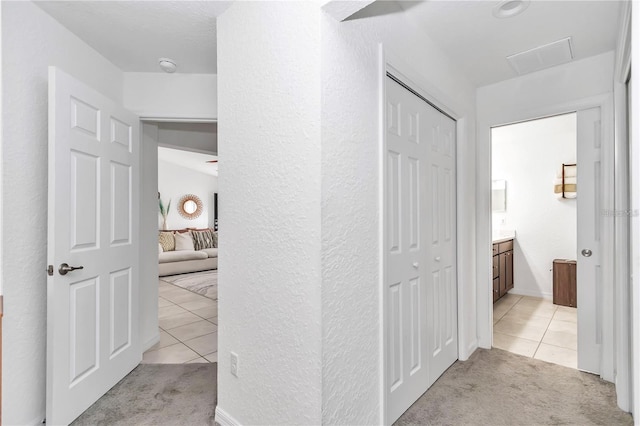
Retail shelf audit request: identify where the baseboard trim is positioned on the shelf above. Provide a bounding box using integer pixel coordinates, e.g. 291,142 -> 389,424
464,340 -> 479,361
215,406 -> 240,426
142,333 -> 160,352
509,288 -> 552,300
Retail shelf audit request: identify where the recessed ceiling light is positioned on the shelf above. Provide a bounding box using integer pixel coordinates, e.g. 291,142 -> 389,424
158,58 -> 177,73
493,0 -> 530,19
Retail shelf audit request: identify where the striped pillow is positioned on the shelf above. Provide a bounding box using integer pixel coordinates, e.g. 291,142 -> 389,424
191,229 -> 216,251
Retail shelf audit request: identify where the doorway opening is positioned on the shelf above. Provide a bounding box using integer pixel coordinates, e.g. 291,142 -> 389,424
142,121 -> 219,364
490,112 -> 578,369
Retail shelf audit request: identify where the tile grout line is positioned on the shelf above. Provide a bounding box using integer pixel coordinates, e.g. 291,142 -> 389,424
159,304 -> 218,331
149,279 -> 218,364
494,297 -> 577,363
532,307 -> 556,359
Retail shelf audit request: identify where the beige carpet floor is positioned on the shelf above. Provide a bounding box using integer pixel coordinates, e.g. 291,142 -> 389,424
70,348 -> 632,425
395,348 -> 633,426
71,363 -> 216,425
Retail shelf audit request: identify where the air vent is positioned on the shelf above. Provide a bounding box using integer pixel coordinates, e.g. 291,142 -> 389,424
506,37 -> 574,75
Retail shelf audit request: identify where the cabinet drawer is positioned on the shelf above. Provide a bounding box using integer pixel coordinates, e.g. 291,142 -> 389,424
492,243 -> 499,256
498,240 -> 513,253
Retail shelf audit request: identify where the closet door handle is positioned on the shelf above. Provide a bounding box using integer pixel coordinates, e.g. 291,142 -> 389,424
434,256 -> 441,262
412,262 -> 419,269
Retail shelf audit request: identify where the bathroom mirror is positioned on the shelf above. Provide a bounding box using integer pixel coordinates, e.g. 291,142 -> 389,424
492,180 -> 507,213
178,194 -> 203,220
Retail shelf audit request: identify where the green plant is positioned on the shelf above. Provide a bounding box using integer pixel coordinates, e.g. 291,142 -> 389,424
159,197 -> 171,218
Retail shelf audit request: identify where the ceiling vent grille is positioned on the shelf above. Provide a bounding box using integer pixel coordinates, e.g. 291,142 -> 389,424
506,37 -> 574,75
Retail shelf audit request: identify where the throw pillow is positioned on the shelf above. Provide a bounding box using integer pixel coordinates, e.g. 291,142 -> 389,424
158,231 -> 175,252
212,231 -> 218,248
158,243 -> 163,255
191,228 -> 216,251
174,231 -> 195,251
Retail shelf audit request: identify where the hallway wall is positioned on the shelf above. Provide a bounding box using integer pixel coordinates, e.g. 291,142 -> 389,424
123,72 -> 217,120
217,2 -> 323,425
216,2 -> 478,425
1,2 -> 124,423
320,3 -> 477,424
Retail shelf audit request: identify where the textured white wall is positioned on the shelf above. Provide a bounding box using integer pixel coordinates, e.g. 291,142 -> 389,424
320,2 -> 477,423
123,72 -> 217,120
217,2 -> 322,425
1,2 -> 124,423
218,2 -> 477,424
476,51 -> 615,348
492,114 -> 577,298
158,160 -> 218,230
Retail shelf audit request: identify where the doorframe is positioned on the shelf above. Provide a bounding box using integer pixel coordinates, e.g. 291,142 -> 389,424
628,0 -> 639,417
138,117 -> 217,353
477,94 -> 618,380
379,44 -> 473,425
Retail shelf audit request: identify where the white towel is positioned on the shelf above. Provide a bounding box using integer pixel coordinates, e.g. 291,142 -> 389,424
554,165 -> 577,199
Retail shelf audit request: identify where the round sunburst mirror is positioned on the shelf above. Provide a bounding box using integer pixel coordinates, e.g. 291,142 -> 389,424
178,194 -> 203,220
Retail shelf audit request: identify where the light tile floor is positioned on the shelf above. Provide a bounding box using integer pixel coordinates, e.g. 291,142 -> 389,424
142,278 -> 218,364
493,294 -> 577,369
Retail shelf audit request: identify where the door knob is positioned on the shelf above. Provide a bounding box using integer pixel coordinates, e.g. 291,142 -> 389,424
434,256 -> 441,262
581,249 -> 592,257
59,263 -> 84,276
412,262 -> 419,269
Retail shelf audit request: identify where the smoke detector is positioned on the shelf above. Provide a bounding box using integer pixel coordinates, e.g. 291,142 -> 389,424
493,0 -> 530,18
158,58 -> 177,73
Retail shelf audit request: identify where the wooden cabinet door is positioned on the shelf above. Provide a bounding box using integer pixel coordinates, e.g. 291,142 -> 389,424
499,252 -> 507,296
553,260 -> 577,307
505,250 -> 514,291
492,240 -> 514,303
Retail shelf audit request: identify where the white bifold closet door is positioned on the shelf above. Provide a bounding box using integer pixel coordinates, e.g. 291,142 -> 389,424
386,75 -> 458,424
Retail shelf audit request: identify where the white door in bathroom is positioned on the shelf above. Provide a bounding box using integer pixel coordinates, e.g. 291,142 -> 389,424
46,66 -> 141,425
576,106 -> 604,374
385,74 -> 458,423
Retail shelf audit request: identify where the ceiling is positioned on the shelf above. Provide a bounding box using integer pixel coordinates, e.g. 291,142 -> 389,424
35,1 -> 622,86
399,0 -> 622,87
158,147 -> 218,176
35,1 -> 232,74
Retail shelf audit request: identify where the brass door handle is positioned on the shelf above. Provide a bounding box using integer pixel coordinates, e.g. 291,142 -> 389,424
59,263 -> 84,276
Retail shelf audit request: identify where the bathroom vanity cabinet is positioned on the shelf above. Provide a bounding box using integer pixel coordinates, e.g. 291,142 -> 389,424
492,238 -> 514,303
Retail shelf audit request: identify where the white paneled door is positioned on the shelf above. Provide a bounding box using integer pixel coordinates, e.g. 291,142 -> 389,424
386,75 -> 458,424
47,67 -> 140,425
576,107 -> 602,374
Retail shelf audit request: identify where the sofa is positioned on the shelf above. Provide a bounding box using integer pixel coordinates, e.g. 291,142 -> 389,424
158,228 -> 218,277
